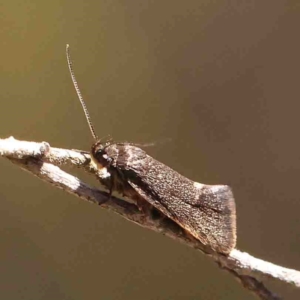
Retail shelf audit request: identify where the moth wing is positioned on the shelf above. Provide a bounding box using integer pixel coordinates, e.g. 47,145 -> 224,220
128,178 -> 235,254
113,145 -> 236,254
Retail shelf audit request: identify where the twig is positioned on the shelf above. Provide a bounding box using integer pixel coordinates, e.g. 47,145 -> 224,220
1,136 -> 299,300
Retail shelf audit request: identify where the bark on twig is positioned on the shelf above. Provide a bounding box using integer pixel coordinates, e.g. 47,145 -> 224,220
1,137 -> 299,300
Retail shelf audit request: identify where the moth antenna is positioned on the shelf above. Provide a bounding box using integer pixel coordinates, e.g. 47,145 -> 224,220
66,44 -> 98,141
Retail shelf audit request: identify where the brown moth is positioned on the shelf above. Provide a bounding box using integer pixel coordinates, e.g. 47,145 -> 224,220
66,45 -> 236,254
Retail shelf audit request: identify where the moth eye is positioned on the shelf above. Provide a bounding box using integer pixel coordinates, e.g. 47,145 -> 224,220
96,149 -> 104,157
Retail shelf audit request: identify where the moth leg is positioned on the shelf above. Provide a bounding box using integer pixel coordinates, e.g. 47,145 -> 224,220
97,174 -> 114,206
108,172 -> 116,201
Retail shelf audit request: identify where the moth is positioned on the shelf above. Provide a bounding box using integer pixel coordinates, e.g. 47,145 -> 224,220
66,45 -> 236,254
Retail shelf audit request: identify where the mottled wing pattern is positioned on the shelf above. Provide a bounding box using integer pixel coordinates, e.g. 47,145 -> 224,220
107,144 -> 236,254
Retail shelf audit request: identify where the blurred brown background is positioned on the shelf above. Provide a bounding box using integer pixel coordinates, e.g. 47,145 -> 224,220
0,1 -> 299,299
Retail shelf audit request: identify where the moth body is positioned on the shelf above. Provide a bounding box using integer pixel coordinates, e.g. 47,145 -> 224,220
91,140 -> 236,254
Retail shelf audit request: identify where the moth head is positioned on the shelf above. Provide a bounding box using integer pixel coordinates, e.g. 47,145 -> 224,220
91,139 -> 113,169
